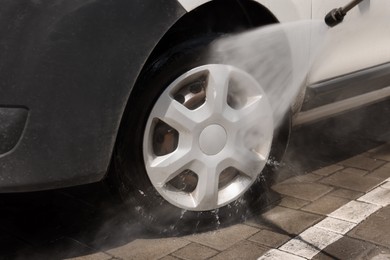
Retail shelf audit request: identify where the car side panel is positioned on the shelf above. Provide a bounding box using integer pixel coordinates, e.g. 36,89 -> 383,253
0,0 -> 186,192
309,0 -> 390,84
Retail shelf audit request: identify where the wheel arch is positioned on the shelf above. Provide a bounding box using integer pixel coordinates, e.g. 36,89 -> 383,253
147,0 -> 279,65
111,0 -> 280,163
112,0 -> 282,166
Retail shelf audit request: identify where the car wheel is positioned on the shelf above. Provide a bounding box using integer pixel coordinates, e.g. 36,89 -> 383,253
111,37 -> 290,234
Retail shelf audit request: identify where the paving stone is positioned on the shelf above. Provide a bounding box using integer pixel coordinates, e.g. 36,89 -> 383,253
248,229 -> 290,248
369,144 -> 389,153
278,196 -> 310,210
209,240 -> 268,260
0,233 -> 33,258
328,188 -> 363,200
66,252 -> 113,260
312,165 -> 344,176
312,236 -> 376,260
348,206 -> 390,248
371,253 -> 390,260
282,173 -> 323,183
358,186 -> 390,206
329,201 -> 380,224
367,165 -> 390,180
320,171 -> 382,192
6,248 -> 41,260
340,155 -> 385,171
279,227 -> 342,259
341,167 -> 368,176
32,237 -> 102,260
369,144 -> 390,162
244,218 -> 273,230
159,256 -> 182,260
261,206 -> 323,235
315,217 -> 356,235
302,195 -> 349,215
258,249 -> 306,260
172,243 -> 218,260
367,246 -> 390,260
186,224 -> 259,251
106,238 -> 189,260
272,182 -> 333,201
19,237 -> 104,259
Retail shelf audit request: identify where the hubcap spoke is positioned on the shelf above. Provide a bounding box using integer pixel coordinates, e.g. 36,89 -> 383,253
151,94 -> 198,133
205,66 -> 231,114
234,98 -> 274,152
193,166 -> 219,209
147,150 -> 193,187
236,96 -> 267,124
231,149 -> 267,180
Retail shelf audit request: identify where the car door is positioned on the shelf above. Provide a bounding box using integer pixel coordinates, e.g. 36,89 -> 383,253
309,0 -> 390,84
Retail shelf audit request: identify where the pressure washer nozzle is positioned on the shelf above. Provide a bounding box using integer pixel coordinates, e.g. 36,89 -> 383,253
325,0 -> 365,27
325,8 -> 346,27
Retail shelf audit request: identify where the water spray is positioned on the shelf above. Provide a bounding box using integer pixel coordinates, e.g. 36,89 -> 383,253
325,0 -> 365,27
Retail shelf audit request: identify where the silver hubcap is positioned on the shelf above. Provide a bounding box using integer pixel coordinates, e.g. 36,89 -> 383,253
143,64 -> 274,211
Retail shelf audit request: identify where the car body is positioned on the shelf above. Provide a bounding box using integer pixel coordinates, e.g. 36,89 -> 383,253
1,0 -> 389,226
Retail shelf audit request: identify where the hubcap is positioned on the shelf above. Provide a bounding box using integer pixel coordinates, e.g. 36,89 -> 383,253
143,64 -> 274,211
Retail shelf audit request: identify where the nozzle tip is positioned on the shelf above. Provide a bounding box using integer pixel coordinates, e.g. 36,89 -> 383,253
325,8 -> 345,27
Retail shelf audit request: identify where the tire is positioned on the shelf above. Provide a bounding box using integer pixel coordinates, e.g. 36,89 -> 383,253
111,36 -> 290,234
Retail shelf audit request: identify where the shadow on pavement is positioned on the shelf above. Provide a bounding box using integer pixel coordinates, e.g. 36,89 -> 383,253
0,101 -> 388,259
278,100 -> 389,180
0,182 -> 144,259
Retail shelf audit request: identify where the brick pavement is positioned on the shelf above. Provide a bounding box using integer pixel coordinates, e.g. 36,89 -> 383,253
62,142 -> 389,260
1,142 -> 389,260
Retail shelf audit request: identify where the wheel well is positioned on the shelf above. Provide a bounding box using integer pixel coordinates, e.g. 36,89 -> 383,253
148,0 -> 278,62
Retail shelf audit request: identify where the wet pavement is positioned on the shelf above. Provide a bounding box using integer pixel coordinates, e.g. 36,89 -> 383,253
1,101 -> 389,260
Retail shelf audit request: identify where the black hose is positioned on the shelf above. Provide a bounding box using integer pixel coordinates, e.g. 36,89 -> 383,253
343,0 -> 364,13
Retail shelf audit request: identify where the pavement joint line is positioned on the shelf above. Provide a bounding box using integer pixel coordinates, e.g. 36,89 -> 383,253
382,181 -> 390,190
258,180 -> 390,259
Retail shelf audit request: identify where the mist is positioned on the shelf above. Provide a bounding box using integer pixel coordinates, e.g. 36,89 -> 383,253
211,20 -> 327,129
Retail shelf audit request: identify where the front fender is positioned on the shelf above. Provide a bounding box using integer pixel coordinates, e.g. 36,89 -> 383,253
0,0 -> 185,191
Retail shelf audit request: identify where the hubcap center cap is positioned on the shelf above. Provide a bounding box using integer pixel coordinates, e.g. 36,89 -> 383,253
199,124 -> 227,155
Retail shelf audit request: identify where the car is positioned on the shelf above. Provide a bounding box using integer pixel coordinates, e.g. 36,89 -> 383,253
1,0 -> 389,233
